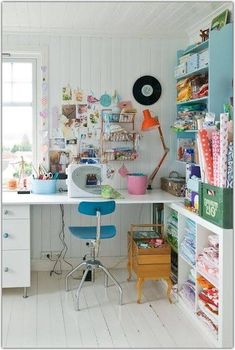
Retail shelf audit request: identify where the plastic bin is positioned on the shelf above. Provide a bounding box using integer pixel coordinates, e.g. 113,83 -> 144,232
199,182 -> 233,228
31,179 -> 57,194
127,174 -> 147,195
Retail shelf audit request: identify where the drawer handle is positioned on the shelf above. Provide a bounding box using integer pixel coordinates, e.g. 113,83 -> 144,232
3,233 -> 9,238
4,267 -> 9,272
4,210 -> 9,215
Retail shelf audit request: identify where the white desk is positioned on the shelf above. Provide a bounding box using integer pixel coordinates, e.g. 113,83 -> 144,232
2,189 -> 182,205
2,189 -> 182,297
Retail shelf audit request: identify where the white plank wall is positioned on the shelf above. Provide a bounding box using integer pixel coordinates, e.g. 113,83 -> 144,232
3,33 -> 187,185
30,203 -> 151,263
3,33 -> 186,264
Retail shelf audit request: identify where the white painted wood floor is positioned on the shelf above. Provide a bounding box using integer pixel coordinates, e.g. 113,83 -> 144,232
2,269 -> 213,349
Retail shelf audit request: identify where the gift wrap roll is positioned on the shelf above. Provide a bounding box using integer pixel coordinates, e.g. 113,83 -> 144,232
227,142 -> 233,188
219,113 -> 229,188
212,131 -> 220,187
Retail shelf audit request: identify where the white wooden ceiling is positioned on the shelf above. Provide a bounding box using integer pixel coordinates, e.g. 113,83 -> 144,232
2,1 -> 227,37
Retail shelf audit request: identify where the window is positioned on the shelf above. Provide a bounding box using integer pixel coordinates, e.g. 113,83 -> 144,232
2,58 -> 37,189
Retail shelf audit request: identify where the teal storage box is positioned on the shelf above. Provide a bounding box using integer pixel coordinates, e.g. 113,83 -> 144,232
199,182 -> 233,228
31,179 -> 57,194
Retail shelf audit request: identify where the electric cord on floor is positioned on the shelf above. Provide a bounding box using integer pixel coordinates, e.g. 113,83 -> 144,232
49,204 -> 74,276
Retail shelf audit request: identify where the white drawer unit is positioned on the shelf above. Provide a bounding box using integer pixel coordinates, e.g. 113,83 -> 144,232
3,205 -> 30,219
2,205 -> 30,296
2,219 -> 30,250
2,250 -> 30,288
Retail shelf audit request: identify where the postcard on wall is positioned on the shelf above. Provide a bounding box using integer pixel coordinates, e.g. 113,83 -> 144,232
50,137 -> 66,150
49,150 -> 70,174
73,88 -> 87,104
77,104 -> 88,120
62,119 -> 78,140
62,104 -> 76,119
62,85 -> 72,101
88,110 -> 100,128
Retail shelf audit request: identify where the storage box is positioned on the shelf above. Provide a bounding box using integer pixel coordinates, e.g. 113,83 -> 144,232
161,171 -> 185,197
199,49 -> 209,68
174,63 -> 187,78
187,53 -> 199,73
199,182 -> 233,228
31,179 -> 57,194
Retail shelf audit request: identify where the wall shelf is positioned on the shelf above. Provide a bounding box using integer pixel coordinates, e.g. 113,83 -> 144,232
176,65 -> 208,80
176,97 -> 208,105
182,40 -> 209,56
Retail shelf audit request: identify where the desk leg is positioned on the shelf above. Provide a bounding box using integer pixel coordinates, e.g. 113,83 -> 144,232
152,203 -> 164,234
165,278 -> 172,303
136,278 -> 144,304
23,287 -> 28,298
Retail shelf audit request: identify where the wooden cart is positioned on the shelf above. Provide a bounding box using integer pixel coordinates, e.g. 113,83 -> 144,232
127,224 -> 172,304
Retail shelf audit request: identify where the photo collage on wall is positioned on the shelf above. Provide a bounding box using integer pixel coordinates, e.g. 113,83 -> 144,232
49,85 -> 113,174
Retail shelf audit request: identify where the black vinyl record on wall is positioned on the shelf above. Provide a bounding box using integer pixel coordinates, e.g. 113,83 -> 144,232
132,75 -> 162,105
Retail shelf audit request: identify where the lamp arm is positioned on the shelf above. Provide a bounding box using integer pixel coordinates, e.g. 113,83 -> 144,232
147,124 -> 169,190
147,148 -> 169,189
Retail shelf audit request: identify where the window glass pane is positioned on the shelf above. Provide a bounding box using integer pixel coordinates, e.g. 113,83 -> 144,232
2,82 -> 12,102
12,82 -> 32,103
2,106 -> 33,186
2,62 -> 11,82
12,62 -> 32,82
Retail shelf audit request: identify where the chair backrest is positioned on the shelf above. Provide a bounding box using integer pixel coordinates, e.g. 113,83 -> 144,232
78,201 -> 116,216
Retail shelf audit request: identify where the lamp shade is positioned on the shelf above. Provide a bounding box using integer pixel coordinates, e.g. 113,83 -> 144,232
141,109 -> 159,130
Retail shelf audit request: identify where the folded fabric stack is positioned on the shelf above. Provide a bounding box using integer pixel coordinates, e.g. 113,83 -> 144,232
179,268 -> 196,310
197,283 -> 219,337
180,219 -> 196,266
197,234 -> 219,285
166,210 -> 178,252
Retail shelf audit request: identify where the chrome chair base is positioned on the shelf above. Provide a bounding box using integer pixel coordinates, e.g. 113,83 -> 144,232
65,260 -> 123,310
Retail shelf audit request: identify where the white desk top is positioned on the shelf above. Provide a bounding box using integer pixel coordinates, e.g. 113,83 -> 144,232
2,189 -> 182,205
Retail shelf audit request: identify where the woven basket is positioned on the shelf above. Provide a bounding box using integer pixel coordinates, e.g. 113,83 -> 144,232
161,171 -> 185,197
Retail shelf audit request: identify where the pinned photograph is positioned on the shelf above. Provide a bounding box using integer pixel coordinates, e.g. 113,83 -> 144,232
88,110 -> 100,126
62,85 -> 72,101
77,104 -> 88,120
62,104 -> 76,119
49,150 -> 70,173
50,137 -> 66,150
66,139 -> 77,145
74,88 -> 85,103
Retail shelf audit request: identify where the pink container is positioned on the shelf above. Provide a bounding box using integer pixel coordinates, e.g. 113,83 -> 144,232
127,174 -> 148,195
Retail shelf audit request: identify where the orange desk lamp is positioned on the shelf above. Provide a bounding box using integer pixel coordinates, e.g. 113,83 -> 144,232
141,109 -> 169,190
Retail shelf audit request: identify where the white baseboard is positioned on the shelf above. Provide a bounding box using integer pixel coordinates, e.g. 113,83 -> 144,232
31,256 -> 128,271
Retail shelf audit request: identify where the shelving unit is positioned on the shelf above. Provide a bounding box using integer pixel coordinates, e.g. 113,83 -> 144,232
173,23 -> 233,164
101,111 -> 138,162
164,202 -> 233,348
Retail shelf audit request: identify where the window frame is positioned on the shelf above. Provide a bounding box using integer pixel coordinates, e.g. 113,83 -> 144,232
2,55 -> 39,168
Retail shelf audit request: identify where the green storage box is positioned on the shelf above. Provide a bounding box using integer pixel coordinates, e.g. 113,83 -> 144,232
199,182 -> 233,229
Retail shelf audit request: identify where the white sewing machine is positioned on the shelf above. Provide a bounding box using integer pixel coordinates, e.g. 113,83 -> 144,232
66,163 -> 106,197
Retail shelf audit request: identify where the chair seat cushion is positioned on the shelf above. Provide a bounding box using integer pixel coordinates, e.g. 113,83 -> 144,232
69,225 -> 116,239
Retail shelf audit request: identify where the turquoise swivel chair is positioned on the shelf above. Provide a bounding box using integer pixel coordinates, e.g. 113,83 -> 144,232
65,200 -> 123,310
